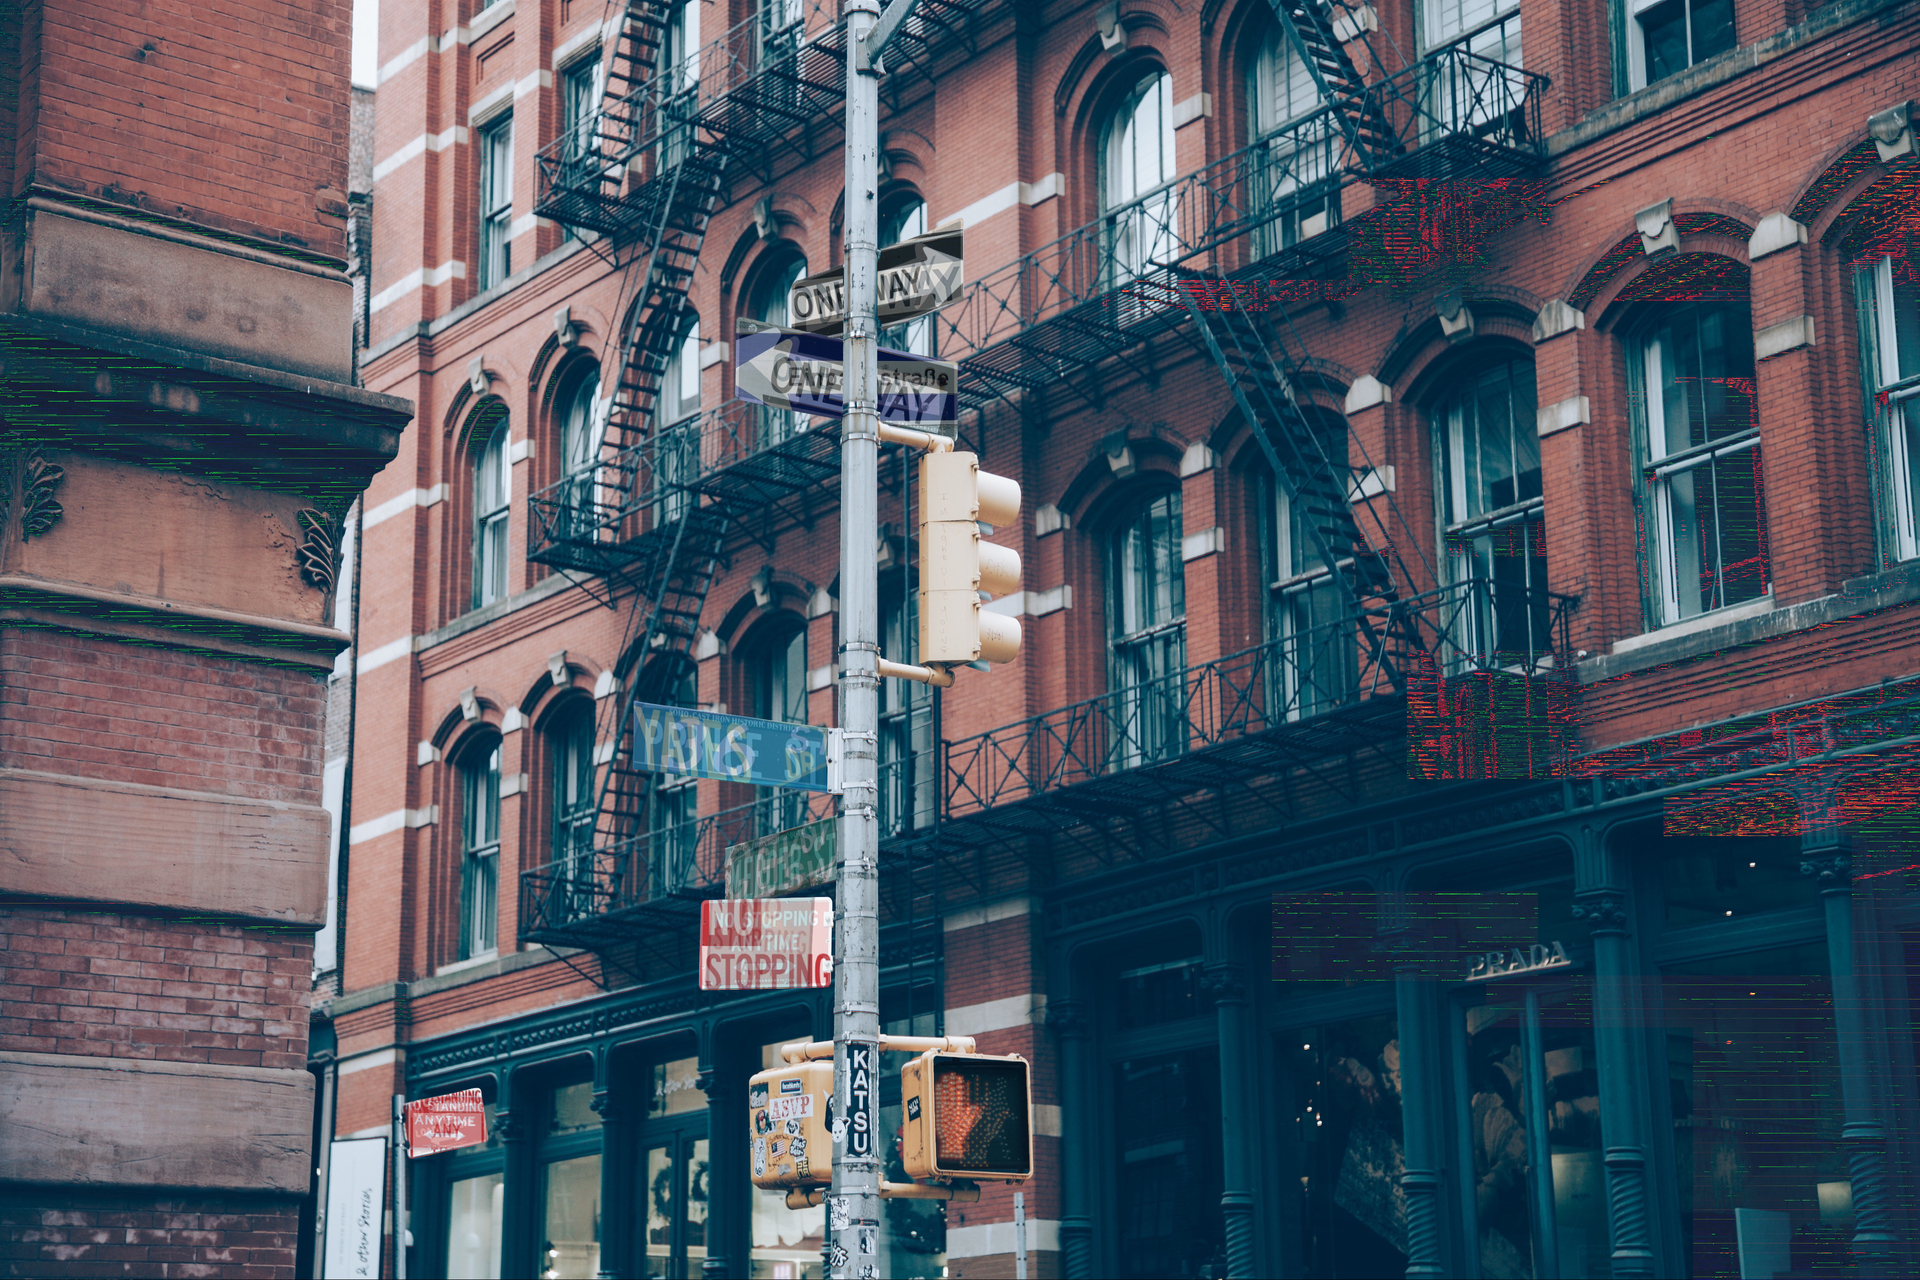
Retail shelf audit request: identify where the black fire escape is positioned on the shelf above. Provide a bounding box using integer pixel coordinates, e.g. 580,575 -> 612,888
518,0 -> 987,995
516,0 -> 1564,986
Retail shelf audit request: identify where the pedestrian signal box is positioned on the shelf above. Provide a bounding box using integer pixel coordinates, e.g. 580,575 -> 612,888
899,1051 -> 1032,1181
747,1060 -> 833,1189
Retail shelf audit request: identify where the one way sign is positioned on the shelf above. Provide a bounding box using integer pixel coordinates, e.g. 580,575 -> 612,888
734,324 -> 958,435
786,229 -> 964,335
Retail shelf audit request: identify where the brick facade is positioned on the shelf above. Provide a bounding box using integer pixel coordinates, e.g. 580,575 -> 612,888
338,1 -> 1920,1277
0,1 -> 408,1276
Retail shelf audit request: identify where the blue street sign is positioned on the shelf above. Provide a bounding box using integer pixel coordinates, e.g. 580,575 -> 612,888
734,324 -> 957,435
633,702 -> 831,792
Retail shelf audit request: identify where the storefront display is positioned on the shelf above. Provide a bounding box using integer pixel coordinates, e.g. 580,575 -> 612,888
1288,1013 -> 1408,1278
1659,942 -> 1849,1279
541,1083 -> 603,1280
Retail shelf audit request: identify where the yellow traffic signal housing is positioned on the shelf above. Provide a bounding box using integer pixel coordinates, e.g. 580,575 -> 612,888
747,1060 -> 833,1189
899,1051 -> 1033,1181
919,451 -> 1022,666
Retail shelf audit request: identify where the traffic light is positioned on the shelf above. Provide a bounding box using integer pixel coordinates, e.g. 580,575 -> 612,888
899,1051 -> 1033,1181
747,1060 -> 833,1189
919,451 -> 1021,666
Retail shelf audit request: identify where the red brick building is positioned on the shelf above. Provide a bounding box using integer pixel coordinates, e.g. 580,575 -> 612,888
0,1 -> 410,1277
333,0 -> 1920,1277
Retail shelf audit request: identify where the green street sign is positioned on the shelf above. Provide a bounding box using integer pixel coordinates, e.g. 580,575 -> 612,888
725,819 -> 835,900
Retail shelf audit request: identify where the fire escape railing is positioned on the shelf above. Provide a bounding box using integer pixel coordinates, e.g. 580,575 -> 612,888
519,2 -> 1558,949
939,579 -> 1574,821
522,791 -> 838,943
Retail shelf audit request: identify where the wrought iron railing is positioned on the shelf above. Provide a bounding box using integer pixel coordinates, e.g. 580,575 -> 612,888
1364,43 -> 1546,179
927,111 -> 1349,368
527,399 -> 838,569
520,792 -> 837,936
535,1 -> 845,233
941,578 -> 1573,816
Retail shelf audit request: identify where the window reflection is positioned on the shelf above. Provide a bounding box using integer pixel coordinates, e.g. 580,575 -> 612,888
1289,1014 -> 1407,1277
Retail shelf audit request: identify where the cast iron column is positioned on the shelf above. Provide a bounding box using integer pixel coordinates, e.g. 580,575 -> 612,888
1206,965 -> 1258,1277
1051,1000 -> 1094,1279
698,1056 -> 737,1280
594,1087 -> 636,1279
1572,891 -> 1656,1279
496,1098 -> 536,1280
1803,834 -> 1899,1271
1395,965 -> 1450,1279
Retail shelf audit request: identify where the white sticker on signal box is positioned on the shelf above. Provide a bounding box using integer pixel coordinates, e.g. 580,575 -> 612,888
767,1093 -> 814,1122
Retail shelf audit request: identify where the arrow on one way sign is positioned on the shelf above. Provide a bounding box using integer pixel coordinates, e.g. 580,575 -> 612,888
734,324 -> 957,435
786,229 -> 964,335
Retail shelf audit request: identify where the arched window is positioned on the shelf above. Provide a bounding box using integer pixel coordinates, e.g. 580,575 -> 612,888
752,625 -> 808,831
1102,69 -> 1177,285
644,658 -> 700,896
748,252 -> 809,444
1629,301 -> 1767,625
471,405 -> 511,610
654,319 -> 702,526
1110,491 -> 1186,767
880,193 -> 933,356
551,704 -> 596,921
1248,27 -> 1335,257
460,739 -> 502,960
1857,255 -> 1920,564
1265,409 -> 1356,718
557,367 -> 601,539
1435,359 -> 1550,662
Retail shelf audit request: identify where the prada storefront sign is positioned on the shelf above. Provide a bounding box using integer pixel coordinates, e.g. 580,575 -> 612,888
1465,940 -> 1572,982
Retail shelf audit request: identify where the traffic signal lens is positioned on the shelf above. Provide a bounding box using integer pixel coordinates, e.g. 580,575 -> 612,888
931,1057 -> 1031,1174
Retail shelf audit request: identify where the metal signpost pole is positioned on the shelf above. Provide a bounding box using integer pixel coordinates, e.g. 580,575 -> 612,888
835,0 -> 884,1276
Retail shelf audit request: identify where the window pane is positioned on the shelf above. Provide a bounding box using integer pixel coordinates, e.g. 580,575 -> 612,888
541,1153 -> 602,1280
1290,1014 -> 1407,1275
552,1082 -> 602,1134
1113,1049 -> 1225,1277
651,1057 -> 707,1116
686,1138 -> 710,1268
1662,944 -> 1848,1278
447,1172 -> 504,1280
644,1144 -> 674,1276
1641,0 -> 1688,82
564,376 -> 600,475
1690,0 -> 1735,62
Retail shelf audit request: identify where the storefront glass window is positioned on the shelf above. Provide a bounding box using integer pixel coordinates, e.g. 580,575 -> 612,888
1287,1013 -> 1407,1277
447,1171 -> 504,1279
1460,983 -> 1605,1280
1657,835 -> 1809,927
541,1153 -> 603,1279
1112,1048 -> 1224,1278
751,1040 -> 825,1278
651,1056 -> 707,1116
1115,956 -> 1209,1029
1660,941 -> 1848,1278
